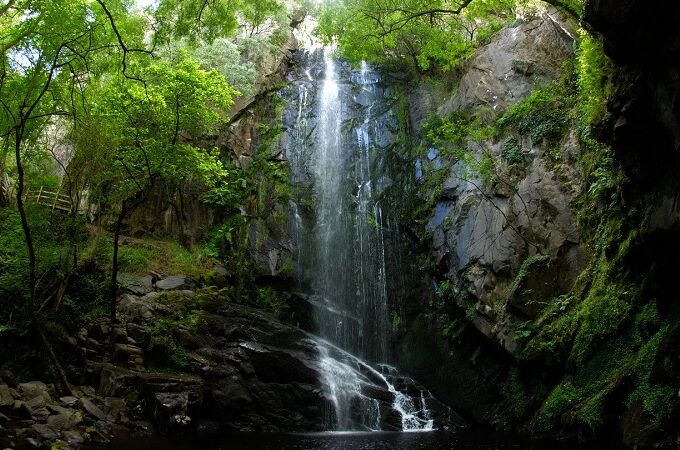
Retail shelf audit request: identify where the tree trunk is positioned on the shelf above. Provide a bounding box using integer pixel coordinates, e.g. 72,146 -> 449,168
15,125 -> 37,302
109,192 -> 148,324
33,314 -> 73,396
109,206 -> 126,324
15,124 -> 72,395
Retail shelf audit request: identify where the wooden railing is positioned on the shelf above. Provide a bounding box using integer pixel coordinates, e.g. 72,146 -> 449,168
25,186 -> 72,213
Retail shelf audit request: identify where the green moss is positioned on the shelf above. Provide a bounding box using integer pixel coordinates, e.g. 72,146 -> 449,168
509,254 -> 550,294
501,137 -> 522,164
575,29 -> 612,128
627,325 -> 675,429
171,346 -> 190,369
497,82 -> 572,146
537,381 -> 580,429
501,367 -> 535,419
532,298 -> 677,433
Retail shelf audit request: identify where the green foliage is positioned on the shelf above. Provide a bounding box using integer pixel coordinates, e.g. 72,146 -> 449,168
256,287 -> 284,314
500,367 -> 543,419
392,313 -> 402,330
575,29 -> 611,127
81,233 -> 215,279
509,254 -> 550,294
190,38 -> 258,98
316,0 -> 514,73
497,84 -> 571,144
153,0 -> 285,43
0,206 -> 86,298
513,319 -> 534,340
201,161 -> 250,212
501,138 -> 522,164
525,217 -> 678,434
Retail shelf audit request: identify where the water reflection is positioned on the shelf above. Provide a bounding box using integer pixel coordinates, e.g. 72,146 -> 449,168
104,430 -> 603,450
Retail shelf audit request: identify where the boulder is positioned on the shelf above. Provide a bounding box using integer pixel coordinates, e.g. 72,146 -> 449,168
46,409 -> 82,431
31,423 -> 58,441
99,365 -> 139,398
62,430 -> 85,446
80,397 -> 106,421
17,382 -> 51,403
150,392 -> 191,434
103,397 -> 128,423
0,384 -> 14,409
118,294 -> 155,323
111,343 -> 145,368
117,272 -> 153,295
11,400 -> 33,419
208,378 -> 253,415
156,275 -> 195,291
0,369 -> 16,388
59,396 -> 79,408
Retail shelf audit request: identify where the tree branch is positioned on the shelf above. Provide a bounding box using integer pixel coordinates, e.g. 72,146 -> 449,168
94,0 -> 153,85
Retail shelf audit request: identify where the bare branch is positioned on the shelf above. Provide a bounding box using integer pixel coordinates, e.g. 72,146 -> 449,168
94,0 -> 153,85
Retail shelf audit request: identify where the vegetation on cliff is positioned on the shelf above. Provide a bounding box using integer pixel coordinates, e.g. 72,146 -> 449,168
1,0 -> 678,448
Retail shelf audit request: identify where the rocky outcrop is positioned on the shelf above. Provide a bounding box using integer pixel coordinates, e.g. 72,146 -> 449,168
2,268 -> 468,447
437,14 -> 575,116
0,379 -> 121,448
410,13 -> 582,355
104,290 -> 329,434
1,284 -> 328,448
389,11 -> 590,429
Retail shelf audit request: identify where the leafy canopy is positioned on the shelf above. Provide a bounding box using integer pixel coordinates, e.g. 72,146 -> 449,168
316,0 -> 515,72
77,52 -> 236,206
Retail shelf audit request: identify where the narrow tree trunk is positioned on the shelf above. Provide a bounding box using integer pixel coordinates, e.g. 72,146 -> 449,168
109,206 -> 126,324
15,124 -> 72,395
15,125 -> 37,302
0,154 -> 7,206
109,192 -> 147,324
33,314 -> 73,396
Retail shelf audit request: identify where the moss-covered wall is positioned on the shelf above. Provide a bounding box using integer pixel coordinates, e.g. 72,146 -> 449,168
381,8 -> 679,447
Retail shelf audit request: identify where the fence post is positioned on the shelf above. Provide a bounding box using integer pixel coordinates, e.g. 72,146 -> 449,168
52,187 -> 60,212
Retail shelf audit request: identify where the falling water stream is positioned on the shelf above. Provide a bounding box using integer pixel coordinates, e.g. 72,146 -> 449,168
284,48 -> 438,432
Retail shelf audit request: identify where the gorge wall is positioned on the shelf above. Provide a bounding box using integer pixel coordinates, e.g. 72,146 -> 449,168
375,2 -> 680,448
89,2 -> 680,447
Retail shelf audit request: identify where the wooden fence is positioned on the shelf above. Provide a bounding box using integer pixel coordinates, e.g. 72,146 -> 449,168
25,186 -> 72,213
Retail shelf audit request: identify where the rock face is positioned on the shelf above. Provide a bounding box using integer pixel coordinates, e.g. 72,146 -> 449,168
579,1 -> 680,446
392,11 -> 586,424
104,290 -> 330,434
409,13 -> 582,355
0,380 -> 111,449
437,15 -> 574,115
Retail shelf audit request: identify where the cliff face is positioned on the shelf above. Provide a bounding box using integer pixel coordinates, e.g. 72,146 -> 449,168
391,10 -> 585,422
410,13 -> 581,355
387,4 -> 680,447
121,33 -> 298,275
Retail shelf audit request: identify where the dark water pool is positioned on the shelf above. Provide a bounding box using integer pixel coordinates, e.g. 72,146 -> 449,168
103,430 -> 607,450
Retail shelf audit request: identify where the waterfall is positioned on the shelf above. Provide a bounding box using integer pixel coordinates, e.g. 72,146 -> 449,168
283,48 -> 438,432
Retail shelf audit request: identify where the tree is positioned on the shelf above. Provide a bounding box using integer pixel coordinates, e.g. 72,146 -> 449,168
0,0 -> 147,394
74,52 -> 235,323
316,0 -> 580,73
152,0 -> 286,43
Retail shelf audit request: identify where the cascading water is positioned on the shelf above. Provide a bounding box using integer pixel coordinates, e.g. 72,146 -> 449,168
283,47 -> 444,432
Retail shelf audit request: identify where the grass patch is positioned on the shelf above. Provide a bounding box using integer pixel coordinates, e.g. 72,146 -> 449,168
81,228 -> 216,278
